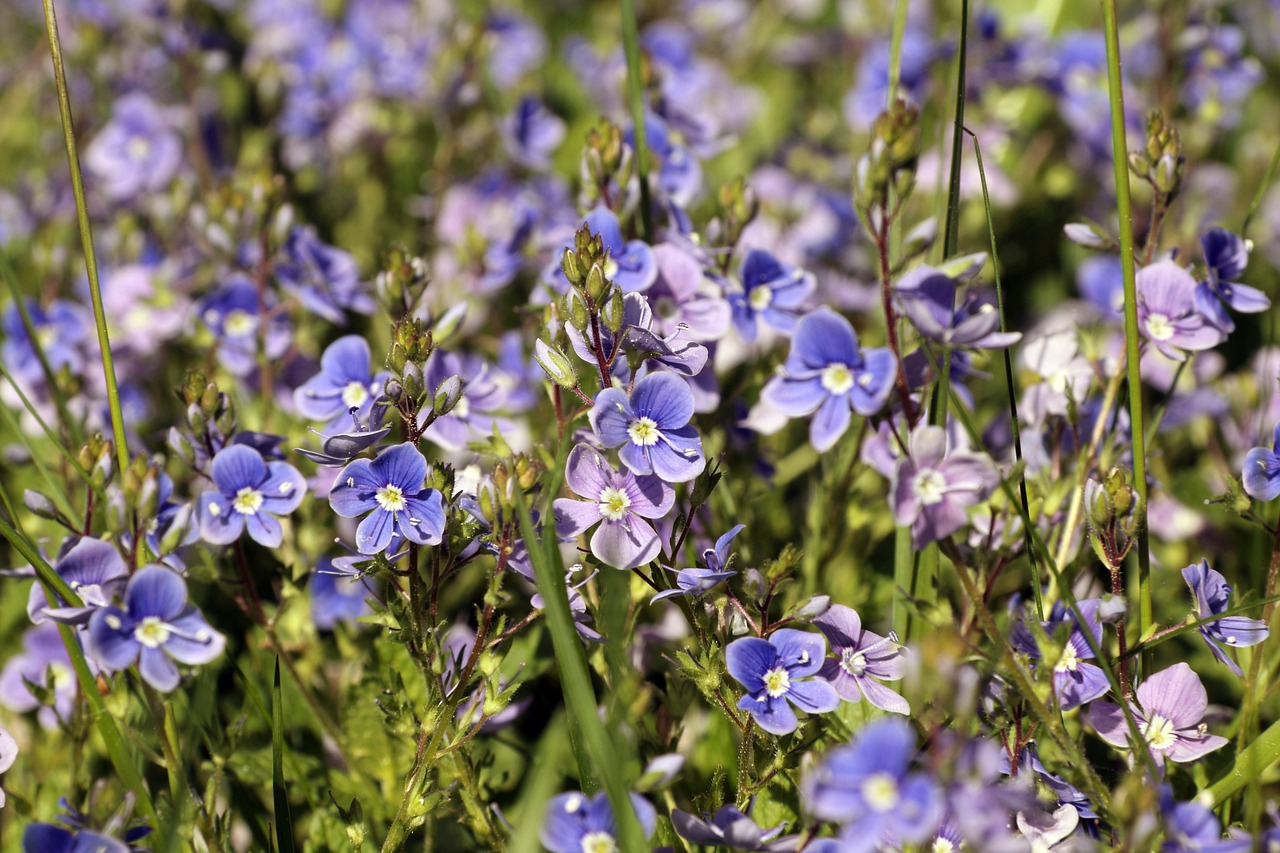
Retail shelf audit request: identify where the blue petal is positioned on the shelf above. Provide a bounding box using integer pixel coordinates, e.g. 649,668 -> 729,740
371,443 -> 428,493
125,566 -> 188,620
210,444 -> 267,493
725,636 -> 776,693
139,646 -> 181,692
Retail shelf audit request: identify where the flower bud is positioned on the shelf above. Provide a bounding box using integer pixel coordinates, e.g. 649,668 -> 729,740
432,375 -> 464,417
23,489 -> 61,521
534,339 -> 578,388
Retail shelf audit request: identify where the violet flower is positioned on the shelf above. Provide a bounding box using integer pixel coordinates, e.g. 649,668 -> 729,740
645,243 -> 731,341
1085,662 -> 1228,768
0,623 -> 79,728
87,566 -> 227,693
1135,260 -> 1224,361
0,725 -> 14,808
728,249 -> 815,341
671,805 -> 799,852
197,444 -> 307,548
891,425 -> 999,549
329,443 -> 447,555
896,265 -> 1021,349
196,277 -> 292,377
27,538 -> 128,626
502,95 -> 565,170
293,335 -> 390,433
552,443 -> 674,570
276,225 -> 373,323
1242,422 -> 1280,501
540,791 -> 657,853
1181,559 -> 1269,676
590,371 -> 706,483
813,604 -> 910,715
760,307 -> 897,452
1194,227 -> 1268,333
651,523 -> 743,603
1009,599 -> 1111,711
544,207 -> 657,294
725,629 -> 839,735
1,299 -> 87,383
84,92 -> 181,202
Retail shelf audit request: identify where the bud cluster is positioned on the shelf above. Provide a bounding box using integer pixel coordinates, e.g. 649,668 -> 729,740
1128,110 -> 1184,197
580,118 -> 631,208
854,99 -> 921,225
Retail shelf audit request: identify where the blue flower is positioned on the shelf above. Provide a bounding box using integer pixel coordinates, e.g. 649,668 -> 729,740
1,299 -> 87,383
671,804 -> 798,851
197,444 -> 308,548
591,371 -> 705,483
761,307 -> 897,452
329,443 -> 446,554
27,538 -> 128,626
651,524 -> 744,603
276,226 -> 374,324
1194,227 -> 1269,333
84,92 -> 182,202
1009,599 -> 1110,710
627,110 -> 702,205
23,824 -> 132,853
293,335 -> 390,432
0,623 -> 79,729
1181,559 -> 1269,676
801,719 -> 942,847
502,95 -> 565,170
728,249 -> 814,341
196,276 -> 293,376
725,629 -> 839,735
1243,423 -> 1280,501
540,790 -> 657,853
309,556 -> 375,631
87,566 -> 227,692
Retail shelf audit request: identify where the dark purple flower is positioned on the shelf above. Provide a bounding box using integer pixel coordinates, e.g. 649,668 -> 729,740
309,556 -> 375,631
293,335 -> 390,432
540,791 -> 657,853
1193,227 -> 1267,334
760,307 -> 897,452
728,249 -> 814,341
891,425 -> 999,549
1009,599 -> 1111,711
87,566 -> 227,692
1086,662 -> 1228,768
84,92 -> 181,202
1181,559 -> 1269,676
671,804 -> 799,851
553,443 -> 674,569
651,524 -> 743,603
23,825 -> 131,853
801,719 -> 942,846
276,226 -> 374,324
1242,422 -> 1280,501
814,604 -> 909,715
329,443 -> 447,555
197,444 -> 307,548
1136,261 -> 1224,361
590,372 -> 705,483
896,265 -> 1021,349
27,538 -> 128,626
502,95 -> 565,170
725,629 -> 839,735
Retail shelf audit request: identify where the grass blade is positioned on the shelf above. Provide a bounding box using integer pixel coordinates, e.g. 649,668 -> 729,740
272,657 -> 296,853
620,0 -> 654,243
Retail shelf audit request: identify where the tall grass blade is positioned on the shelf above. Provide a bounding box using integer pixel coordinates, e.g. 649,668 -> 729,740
272,657 -> 297,853
620,0 -> 654,243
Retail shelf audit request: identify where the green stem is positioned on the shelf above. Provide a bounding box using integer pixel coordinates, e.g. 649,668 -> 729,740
1100,0 -> 1152,671
40,0 -> 130,475
620,0 -> 654,243
886,0 -> 909,104
1242,137 -> 1280,238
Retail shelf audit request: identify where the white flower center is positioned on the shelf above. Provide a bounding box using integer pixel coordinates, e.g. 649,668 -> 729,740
598,487 -> 632,521
911,469 -> 947,506
1141,714 -> 1176,750
48,661 -> 74,691
134,616 -> 172,649
861,772 -> 900,812
749,286 -> 773,311
127,135 -> 152,161
453,395 -> 471,419
341,381 -> 369,409
932,840 -> 957,853
580,831 -> 617,853
1054,643 -> 1080,673
627,416 -> 661,446
821,364 -> 855,395
376,485 -> 406,512
840,647 -> 868,677
762,665 -> 791,698
1144,313 -> 1175,341
36,326 -> 57,350
232,487 -> 264,515
224,309 -> 257,337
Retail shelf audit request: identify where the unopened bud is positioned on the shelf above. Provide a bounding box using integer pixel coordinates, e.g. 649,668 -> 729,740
534,339 -> 577,389
432,375 -> 464,417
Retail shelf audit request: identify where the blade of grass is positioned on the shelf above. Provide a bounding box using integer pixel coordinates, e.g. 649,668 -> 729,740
620,0 -> 654,244
887,0 -> 909,104
1100,0 -> 1153,672
40,0 -> 130,475
1206,713 -> 1280,806
511,439 -> 647,851
272,657 -> 297,853
1242,137 -> 1280,238
0,376 -> 78,521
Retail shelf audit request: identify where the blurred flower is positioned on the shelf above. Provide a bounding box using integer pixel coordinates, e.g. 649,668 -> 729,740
645,244 -> 730,341
84,92 -> 181,202
198,444 -> 307,548
0,725 -> 15,808
1086,662 -> 1227,768
276,226 -> 374,323
196,276 -> 292,377
293,335 -> 390,433
1010,599 -> 1110,711
87,566 -> 226,692
309,555 -> 375,631
591,371 -> 706,483
0,623 -> 80,728
725,629 -> 839,735
1181,559 -> 1268,676
671,804 -> 799,851
1,299 -> 87,383
727,249 -> 814,340
891,425 -> 998,549
540,790 -> 656,853
502,96 -> 565,170
814,604 -> 909,715
329,443 -> 446,555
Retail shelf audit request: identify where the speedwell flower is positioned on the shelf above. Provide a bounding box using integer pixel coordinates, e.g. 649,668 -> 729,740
1135,260 -> 1224,361
1009,599 -> 1111,711
725,629 -> 839,735
87,566 -> 227,693
1181,559 -> 1269,676
728,249 -> 815,341
651,523 -> 744,604
891,425 -> 999,549
540,790 -> 657,853
590,371 -> 706,483
27,538 -> 128,626
293,335 -> 389,432
197,444 -> 307,548
1194,226 -> 1268,333
1243,422 -> 1280,501
813,604 -> 909,715
329,443 -> 447,555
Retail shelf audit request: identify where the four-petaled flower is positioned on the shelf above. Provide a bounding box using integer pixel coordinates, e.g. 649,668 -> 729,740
896,265 -> 1021,349
1135,260 -> 1224,361
891,425 -> 999,549
1194,227 -> 1268,333
329,443 -> 447,555
761,307 -> 897,452
553,444 -> 674,570
728,249 -> 815,341
1085,662 -> 1228,768
651,524 -> 744,604
725,629 -> 840,735
198,445 -> 307,548
540,790 -> 657,853
293,335 -> 389,432
814,604 -> 910,715
87,566 -> 227,692
1181,559 -> 1269,676
1242,422 -> 1280,501
591,371 -> 706,483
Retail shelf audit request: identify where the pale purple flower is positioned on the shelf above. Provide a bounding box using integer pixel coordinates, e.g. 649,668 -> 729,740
1010,599 -> 1111,711
1136,261 -> 1225,361
651,524 -> 743,603
760,307 -> 897,452
590,372 -> 706,483
197,445 -> 307,548
814,604 -> 909,715
84,92 -> 182,202
86,566 -> 227,692
671,805 -> 799,851
1181,559 -> 1269,676
0,725 -> 14,808
27,538 -> 128,626
1085,662 -> 1228,768
1243,422 -> 1280,501
891,425 -> 999,549
645,244 -> 731,341
293,336 -> 389,433
896,266 -> 1021,349
1019,328 -> 1093,424
0,623 -> 79,728
728,249 -> 815,340
725,629 -> 839,735
329,443 -> 447,555
540,791 -> 657,853
552,444 -> 674,569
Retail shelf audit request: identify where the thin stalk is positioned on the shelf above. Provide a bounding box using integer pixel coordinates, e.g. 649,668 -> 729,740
1101,0 -> 1153,668
40,0 -> 130,474
886,0 -> 909,104
0,380 -> 78,521
0,360 -> 104,502
620,0 -> 654,243
1242,137 -> 1280,238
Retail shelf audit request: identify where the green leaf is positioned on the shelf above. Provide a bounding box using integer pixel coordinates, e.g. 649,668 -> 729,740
273,657 -> 297,853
